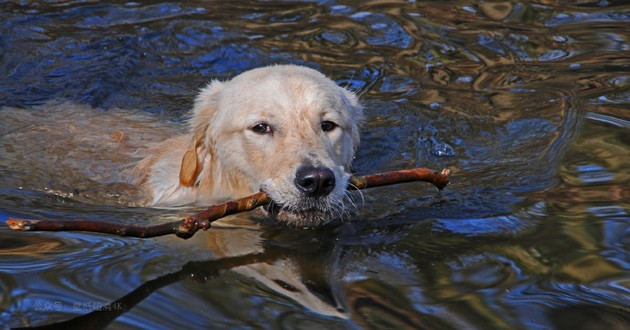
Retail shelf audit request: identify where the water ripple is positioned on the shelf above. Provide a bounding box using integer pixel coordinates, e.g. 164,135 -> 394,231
2,1 -> 630,329
0,229 -> 138,273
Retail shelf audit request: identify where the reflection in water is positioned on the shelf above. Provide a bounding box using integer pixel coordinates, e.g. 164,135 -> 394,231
1,1 -> 630,329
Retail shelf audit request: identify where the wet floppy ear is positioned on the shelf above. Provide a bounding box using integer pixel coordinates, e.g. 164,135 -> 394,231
179,151 -> 198,187
179,128 -> 206,187
179,80 -> 225,187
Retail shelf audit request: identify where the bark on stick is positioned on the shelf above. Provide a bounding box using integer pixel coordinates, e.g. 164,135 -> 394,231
6,167 -> 450,239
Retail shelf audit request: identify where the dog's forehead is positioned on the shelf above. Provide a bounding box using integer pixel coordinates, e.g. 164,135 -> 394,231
221,69 -> 348,119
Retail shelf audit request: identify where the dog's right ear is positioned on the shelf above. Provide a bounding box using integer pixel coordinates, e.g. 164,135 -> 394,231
179,80 -> 225,187
179,130 -> 205,187
179,151 -> 198,187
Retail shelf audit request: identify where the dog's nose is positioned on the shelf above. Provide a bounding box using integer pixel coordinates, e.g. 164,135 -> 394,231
294,166 -> 336,197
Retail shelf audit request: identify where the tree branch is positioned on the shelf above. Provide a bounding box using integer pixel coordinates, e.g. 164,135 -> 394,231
5,167 -> 450,239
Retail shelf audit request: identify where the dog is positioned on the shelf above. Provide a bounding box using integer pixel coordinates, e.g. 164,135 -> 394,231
0,65 -> 362,226
0,65 -> 363,324
128,65 -> 363,226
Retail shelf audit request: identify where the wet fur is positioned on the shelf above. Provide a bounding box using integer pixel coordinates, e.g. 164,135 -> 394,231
0,65 -> 362,226
129,65 -> 363,225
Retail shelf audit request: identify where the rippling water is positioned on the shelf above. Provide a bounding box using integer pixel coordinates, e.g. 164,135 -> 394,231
1,1 -> 630,329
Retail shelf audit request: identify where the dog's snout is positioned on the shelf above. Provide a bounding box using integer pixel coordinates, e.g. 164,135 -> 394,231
294,166 -> 336,197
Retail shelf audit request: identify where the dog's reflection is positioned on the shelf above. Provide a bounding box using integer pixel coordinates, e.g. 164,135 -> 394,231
20,212 -> 443,330
203,217 -> 348,319
21,217 -> 348,329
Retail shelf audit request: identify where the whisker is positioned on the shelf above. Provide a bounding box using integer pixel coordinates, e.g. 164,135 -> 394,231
335,199 -> 348,222
346,182 -> 365,206
343,70 -> 356,91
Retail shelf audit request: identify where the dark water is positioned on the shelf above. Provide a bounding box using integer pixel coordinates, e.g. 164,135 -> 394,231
1,1 -> 630,329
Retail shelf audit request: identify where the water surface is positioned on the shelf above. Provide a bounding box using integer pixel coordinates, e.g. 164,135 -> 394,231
1,1 -> 629,329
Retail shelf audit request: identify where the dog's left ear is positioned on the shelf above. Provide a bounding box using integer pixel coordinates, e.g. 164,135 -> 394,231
341,89 -> 364,170
179,80 -> 225,187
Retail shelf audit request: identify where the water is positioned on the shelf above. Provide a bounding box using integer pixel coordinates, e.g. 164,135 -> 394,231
1,1 -> 629,329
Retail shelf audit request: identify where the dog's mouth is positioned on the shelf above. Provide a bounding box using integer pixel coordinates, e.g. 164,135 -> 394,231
259,170 -> 352,227
262,198 -> 338,227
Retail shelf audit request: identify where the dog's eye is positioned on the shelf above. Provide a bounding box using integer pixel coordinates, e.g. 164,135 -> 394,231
251,123 -> 272,134
321,121 -> 338,132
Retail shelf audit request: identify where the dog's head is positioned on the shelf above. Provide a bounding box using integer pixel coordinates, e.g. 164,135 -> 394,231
180,65 -> 363,226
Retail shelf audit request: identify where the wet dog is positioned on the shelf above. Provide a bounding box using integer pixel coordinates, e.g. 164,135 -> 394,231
0,65 -> 362,226
129,65 -> 363,226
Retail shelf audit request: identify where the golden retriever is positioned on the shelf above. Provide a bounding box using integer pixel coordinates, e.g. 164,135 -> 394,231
0,65 -> 364,322
129,65 -> 363,226
0,65 -> 362,226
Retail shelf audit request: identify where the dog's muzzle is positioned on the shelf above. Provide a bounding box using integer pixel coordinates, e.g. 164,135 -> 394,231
260,165 -> 347,226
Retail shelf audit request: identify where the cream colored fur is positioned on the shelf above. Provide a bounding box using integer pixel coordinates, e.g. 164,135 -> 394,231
129,65 -> 363,225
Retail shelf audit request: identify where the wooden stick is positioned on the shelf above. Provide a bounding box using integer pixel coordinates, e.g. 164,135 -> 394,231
5,167 -> 450,239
